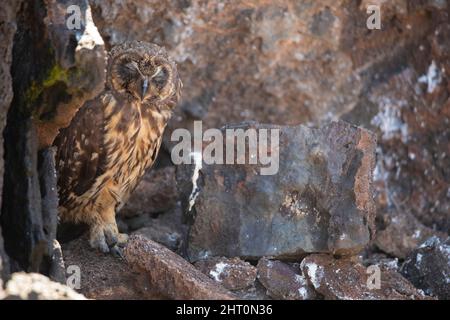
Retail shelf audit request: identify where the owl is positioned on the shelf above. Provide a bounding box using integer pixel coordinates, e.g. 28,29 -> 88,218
54,41 -> 182,254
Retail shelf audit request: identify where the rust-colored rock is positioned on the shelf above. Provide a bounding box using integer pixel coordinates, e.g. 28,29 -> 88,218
194,257 -> 257,291
300,254 -> 432,300
124,235 -> 236,300
90,0 -> 440,131
257,258 -> 317,300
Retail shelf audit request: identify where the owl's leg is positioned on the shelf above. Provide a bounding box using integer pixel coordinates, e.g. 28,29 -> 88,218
88,206 -> 128,254
88,223 -> 110,253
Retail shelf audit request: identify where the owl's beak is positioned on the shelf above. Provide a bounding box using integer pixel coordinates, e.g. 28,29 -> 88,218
141,78 -> 149,101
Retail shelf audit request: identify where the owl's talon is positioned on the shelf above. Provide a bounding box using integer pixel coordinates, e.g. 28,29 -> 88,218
104,225 -> 119,247
88,222 -> 129,255
110,245 -> 125,259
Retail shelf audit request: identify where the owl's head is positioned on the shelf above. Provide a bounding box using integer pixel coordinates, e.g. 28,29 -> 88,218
107,41 -> 181,107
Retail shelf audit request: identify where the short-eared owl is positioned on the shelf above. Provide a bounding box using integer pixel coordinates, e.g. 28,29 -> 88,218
54,41 -> 182,253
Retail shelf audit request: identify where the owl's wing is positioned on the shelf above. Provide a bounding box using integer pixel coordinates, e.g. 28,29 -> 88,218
54,94 -> 108,208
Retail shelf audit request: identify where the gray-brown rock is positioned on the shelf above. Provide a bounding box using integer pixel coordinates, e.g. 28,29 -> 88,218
133,222 -> 183,253
1,0 -> 105,273
257,258 -> 317,300
1,272 -> 86,300
63,236 -> 160,300
0,0 -> 22,281
400,236 -> 450,299
119,166 -> 178,218
124,235 -> 236,300
179,121 -> 376,260
194,257 -> 257,291
374,210 -> 446,259
300,254 -> 432,300
128,203 -> 188,254
34,0 -> 106,148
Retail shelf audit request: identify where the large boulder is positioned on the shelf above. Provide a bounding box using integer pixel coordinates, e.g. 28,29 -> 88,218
178,121 -> 377,260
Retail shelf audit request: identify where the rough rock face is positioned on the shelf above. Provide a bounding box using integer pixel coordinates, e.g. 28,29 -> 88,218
366,60 -> 450,234
1,272 -> 86,300
300,254 -> 431,300
119,166 -> 178,218
344,9 -> 450,234
178,121 -> 376,260
400,237 -> 450,300
257,258 -> 317,300
1,0 -> 105,273
90,0 -> 441,127
0,0 -> 22,281
194,257 -> 257,291
33,0 -> 106,148
124,235 -> 236,300
90,0 -> 359,128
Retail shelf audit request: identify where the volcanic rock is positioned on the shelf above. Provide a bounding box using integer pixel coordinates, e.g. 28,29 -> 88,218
300,254 -> 432,300
257,258 -> 317,300
124,235 -> 236,300
178,121 -> 376,260
194,257 -> 257,291
400,236 -> 450,299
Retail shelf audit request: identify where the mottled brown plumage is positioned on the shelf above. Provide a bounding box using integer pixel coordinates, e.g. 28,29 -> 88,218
54,41 -> 181,253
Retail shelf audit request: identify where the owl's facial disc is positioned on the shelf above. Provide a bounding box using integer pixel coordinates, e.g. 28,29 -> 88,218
111,51 -> 174,103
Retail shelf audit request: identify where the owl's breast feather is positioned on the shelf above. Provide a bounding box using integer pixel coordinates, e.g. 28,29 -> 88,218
102,94 -> 169,206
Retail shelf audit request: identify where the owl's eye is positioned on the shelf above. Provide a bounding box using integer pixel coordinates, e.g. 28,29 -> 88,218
152,67 -> 168,89
118,61 -> 140,83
